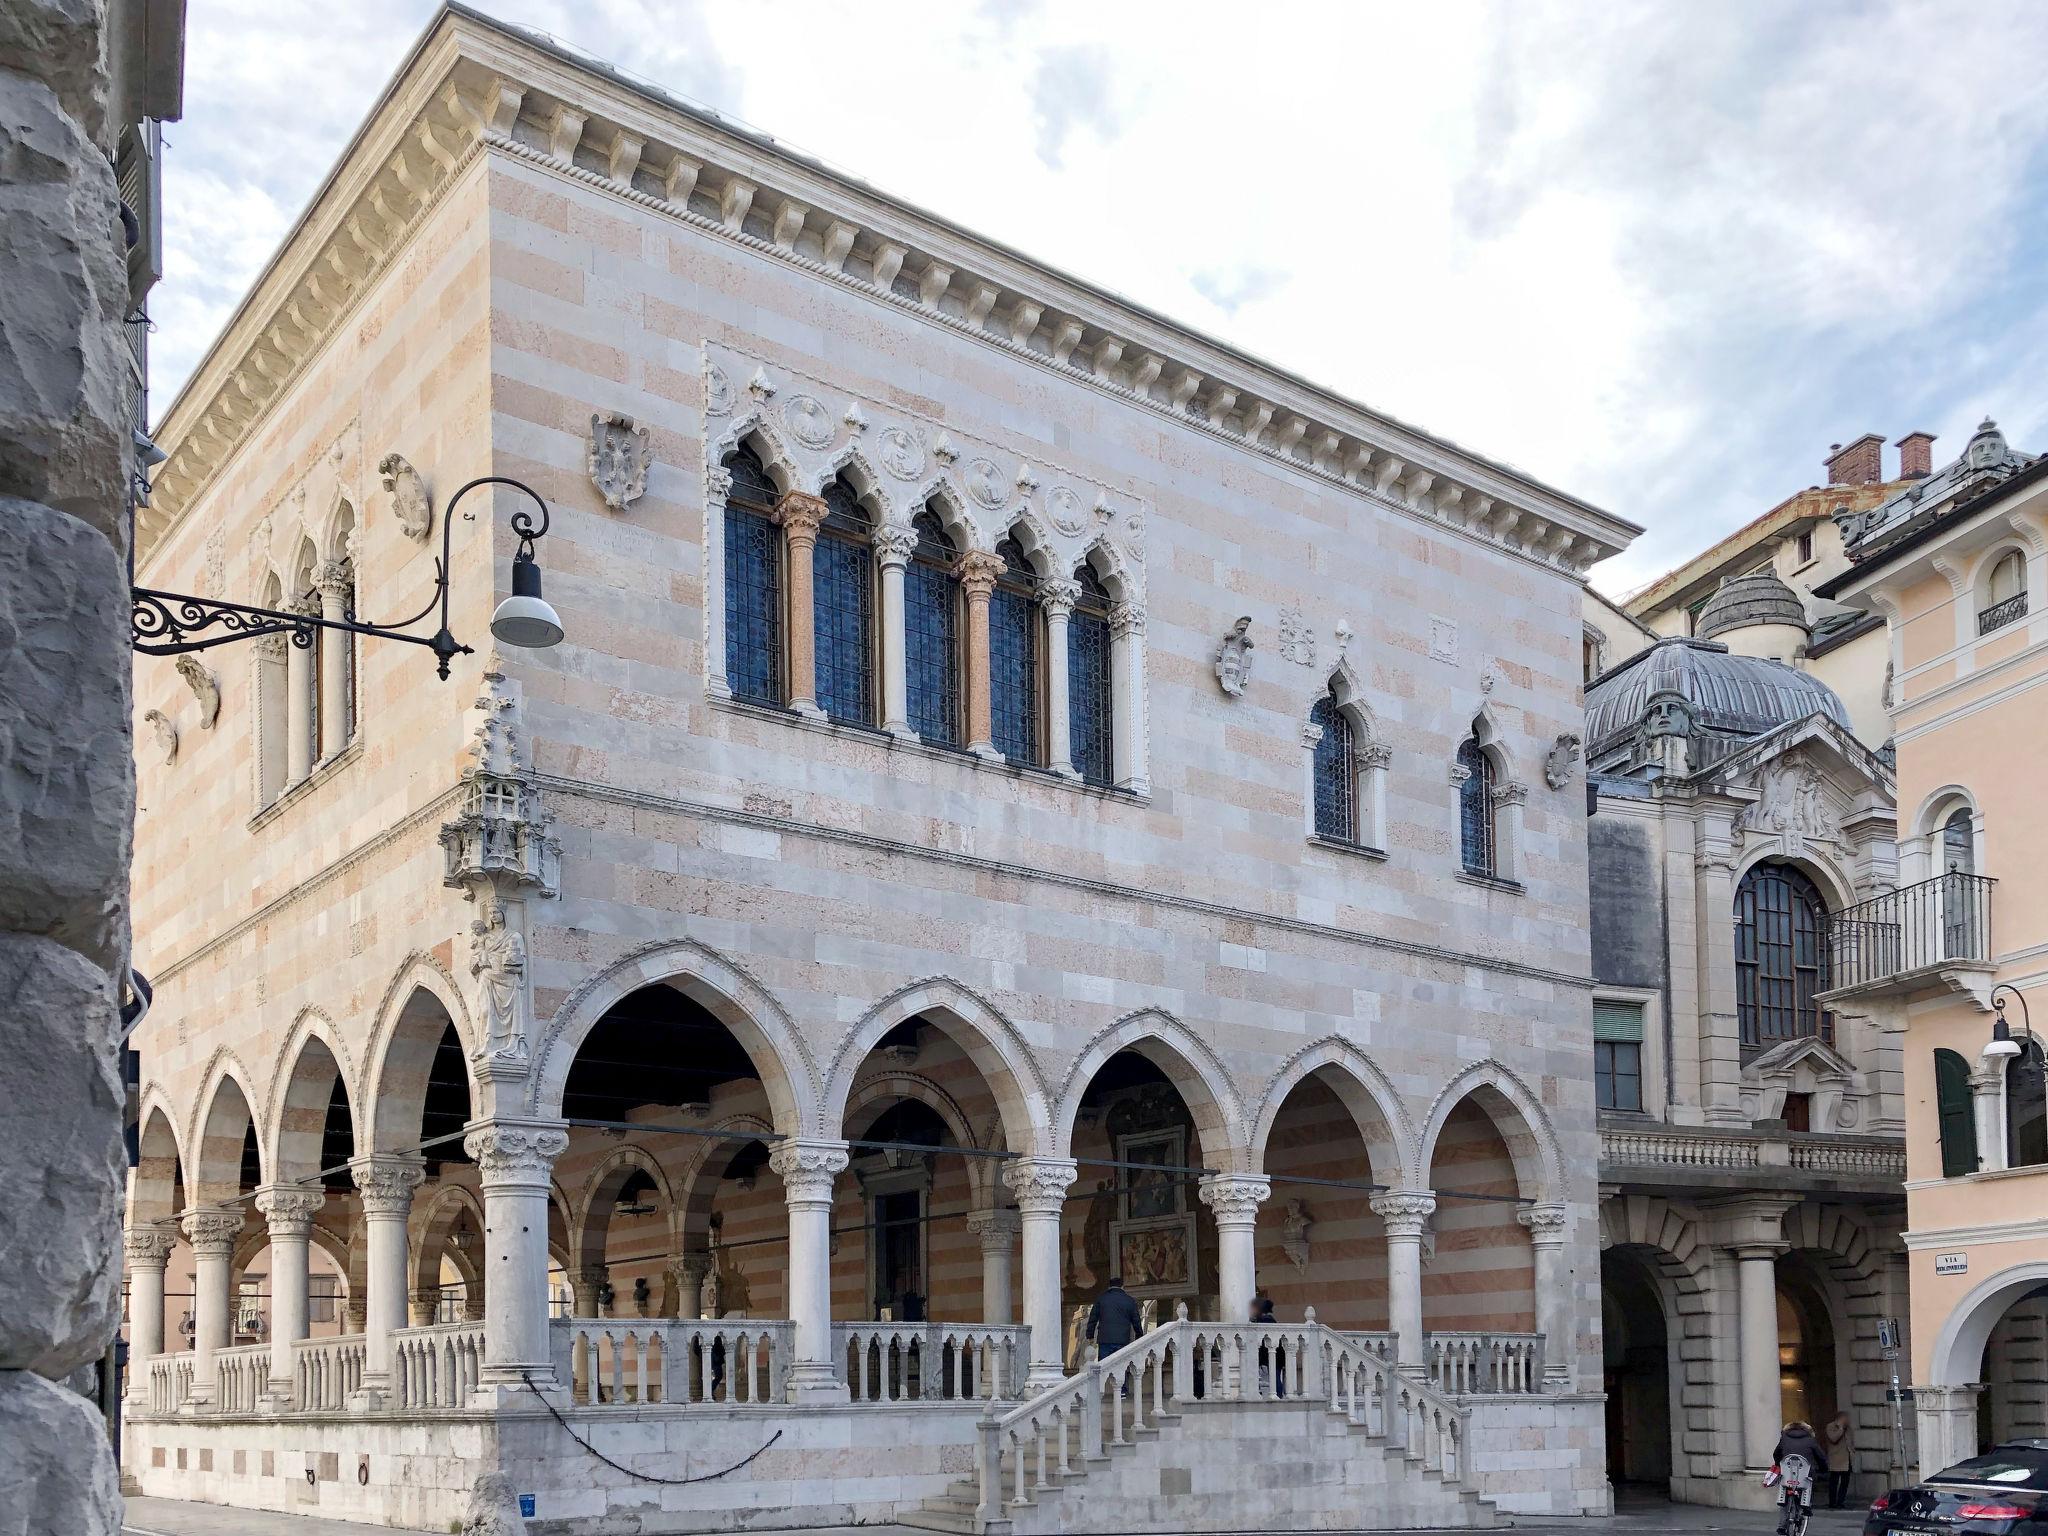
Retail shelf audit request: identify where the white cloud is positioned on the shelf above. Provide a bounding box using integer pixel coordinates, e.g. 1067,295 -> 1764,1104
154,0 -> 2048,592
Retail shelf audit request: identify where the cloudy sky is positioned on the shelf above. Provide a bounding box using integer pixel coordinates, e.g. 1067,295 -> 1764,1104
154,0 -> 2048,594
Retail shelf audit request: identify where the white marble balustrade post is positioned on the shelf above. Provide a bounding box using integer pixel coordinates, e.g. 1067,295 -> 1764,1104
254,1185 -> 322,1410
1371,1190 -> 1436,1375
1199,1174 -> 1270,1326
464,1118 -> 569,1395
1003,1157 -> 1076,1388
180,1210 -> 241,1408
123,1224 -> 178,1401
771,1137 -> 850,1402
1517,1201 -> 1573,1387
349,1155 -> 424,1407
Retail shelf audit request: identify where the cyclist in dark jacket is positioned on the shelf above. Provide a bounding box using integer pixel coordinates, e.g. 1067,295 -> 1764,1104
1085,1278 -> 1143,1358
1774,1422 -> 1829,1534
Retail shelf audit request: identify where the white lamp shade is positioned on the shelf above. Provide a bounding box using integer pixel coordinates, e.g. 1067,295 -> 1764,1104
491,593 -> 563,649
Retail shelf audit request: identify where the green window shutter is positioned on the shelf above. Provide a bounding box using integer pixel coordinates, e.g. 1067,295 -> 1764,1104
1594,1001 -> 1645,1043
1934,1048 -> 1978,1178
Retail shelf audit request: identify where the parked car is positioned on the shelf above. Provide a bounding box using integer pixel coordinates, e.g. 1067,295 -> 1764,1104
1868,1443 -> 2048,1535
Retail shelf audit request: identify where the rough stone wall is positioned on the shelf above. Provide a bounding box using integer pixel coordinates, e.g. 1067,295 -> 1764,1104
0,3 -> 138,1533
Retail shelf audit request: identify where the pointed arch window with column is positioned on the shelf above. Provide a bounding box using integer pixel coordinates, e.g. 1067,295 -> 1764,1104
1066,564 -> 1114,786
813,476 -> 874,725
987,534 -> 1041,765
902,508 -> 961,746
1456,731 -> 1496,876
722,446 -> 784,707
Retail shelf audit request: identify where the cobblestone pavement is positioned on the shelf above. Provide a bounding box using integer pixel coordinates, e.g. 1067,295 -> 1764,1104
124,1492 -> 1876,1536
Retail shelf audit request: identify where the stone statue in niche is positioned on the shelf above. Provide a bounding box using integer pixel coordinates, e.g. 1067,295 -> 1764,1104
586,412 -> 650,511
1543,733 -> 1581,791
377,452 -> 432,541
1277,605 -> 1315,666
143,708 -> 177,765
1214,617 -> 1254,697
470,906 -> 528,1060
1280,1200 -> 1312,1273
175,655 -> 221,729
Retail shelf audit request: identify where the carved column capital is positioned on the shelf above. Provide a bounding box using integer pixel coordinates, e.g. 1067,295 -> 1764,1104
1110,602 -> 1145,639
954,549 -> 1004,598
1516,1201 -> 1570,1246
314,559 -> 353,600
1357,741 -> 1393,771
125,1225 -> 179,1269
1492,780 -> 1530,809
180,1210 -> 243,1258
769,1137 -> 850,1205
774,490 -> 829,543
1300,719 -> 1325,748
1197,1173 -> 1271,1226
255,631 -> 291,662
668,1252 -> 712,1284
350,1155 -> 426,1216
706,464 -> 733,501
1038,578 -> 1081,620
966,1207 -> 1022,1247
253,1185 -> 323,1236
1001,1156 -> 1077,1215
1448,761 -> 1473,788
1369,1190 -> 1437,1239
462,1119 -> 569,1186
872,523 -> 917,567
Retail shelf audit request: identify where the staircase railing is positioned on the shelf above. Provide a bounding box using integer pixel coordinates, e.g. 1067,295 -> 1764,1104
1427,1330 -> 1543,1395
973,1309 -> 1471,1521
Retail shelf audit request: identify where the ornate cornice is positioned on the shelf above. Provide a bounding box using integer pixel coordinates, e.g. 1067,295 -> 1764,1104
145,10 -> 1637,580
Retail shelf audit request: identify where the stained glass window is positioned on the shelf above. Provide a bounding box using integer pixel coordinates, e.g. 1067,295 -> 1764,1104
1068,563 -> 1113,786
989,535 -> 1039,764
814,477 -> 873,724
1311,692 -> 1355,841
905,509 -> 959,746
723,447 -> 782,705
1457,732 -> 1495,876
1734,863 -> 1829,1051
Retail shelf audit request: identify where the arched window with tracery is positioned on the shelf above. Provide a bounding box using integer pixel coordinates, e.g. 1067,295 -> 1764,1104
988,534 -> 1039,764
814,476 -> 874,724
905,507 -> 959,746
1734,863 -> 1830,1051
723,447 -> 783,705
1067,563 -> 1114,786
1457,730 -> 1496,876
1311,692 -> 1356,841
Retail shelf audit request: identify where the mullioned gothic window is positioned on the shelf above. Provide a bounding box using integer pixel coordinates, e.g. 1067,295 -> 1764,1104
1456,731 -> 1496,876
723,447 -> 782,706
1068,563 -> 1114,786
1311,692 -> 1356,842
905,508 -> 960,746
814,476 -> 874,725
989,535 -> 1039,764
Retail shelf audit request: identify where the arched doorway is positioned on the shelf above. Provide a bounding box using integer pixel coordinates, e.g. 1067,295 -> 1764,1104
1776,1255 -> 1841,1430
1602,1248 -> 1673,1490
1255,1070 -> 1395,1333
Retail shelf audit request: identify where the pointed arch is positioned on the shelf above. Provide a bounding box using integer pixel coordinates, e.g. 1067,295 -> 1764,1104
266,1009 -> 359,1183
364,956 -> 478,1155
190,1051 -> 265,1204
674,1113 -> 776,1245
844,1070 -> 992,1203
529,936 -> 817,1136
818,444 -> 887,509
1002,507 -> 1061,576
131,1093 -> 187,1227
1250,1037 -> 1415,1188
1415,1059 -> 1562,1204
1321,657 -> 1380,744
823,978 -> 1051,1156
1466,697 -> 1520,782
711,415 -> 800,496
907,477 -> 985,552
1075,535 -> 1134,603
573,1142 -> 681,1272
314,491 -> 358,566
1053,1008 -> 1248,1168
411,1182 -> 486,1295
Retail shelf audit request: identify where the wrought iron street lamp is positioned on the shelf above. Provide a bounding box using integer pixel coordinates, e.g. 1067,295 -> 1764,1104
1987,985 -> 2046,1095
132,476 -> 562,678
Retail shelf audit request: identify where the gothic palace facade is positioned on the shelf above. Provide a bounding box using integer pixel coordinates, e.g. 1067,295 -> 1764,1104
120,9 -> 1639,1531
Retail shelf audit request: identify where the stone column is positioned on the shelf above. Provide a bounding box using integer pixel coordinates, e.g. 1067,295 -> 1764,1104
1371,1191 -> 1436,1374
1716,1198 -> 1794,1469
771,1137 -> 851,1402
1973,1054 -> 2007,1173
123,1225 -> 179,1399
1694,840 -> 1746,1125
1040,578 -> 1080,777
570,1262 -> 607,1398
409,1287 -> 443,1328
254,1186 -> 321,1409
314,558 -> 352,758
967,1208 -> 1020,1326
350,1155 -> 425,1404
1199,1174 -> 1271,1326
1518,1201 -> 1574,1387
285,596 -> 317,782
956,550 -> 1003,757
669,1252 -> 712,1320
1915,1386 -> 1982,1480
1110,602 -> 1147,792
1003,1157 -> 1077,1388
775,490 -> 828,717
464,1119 -> 569,1393
181,1210 -> 242,1407
1359,741 -> 1392,848
874,524 -> 915,738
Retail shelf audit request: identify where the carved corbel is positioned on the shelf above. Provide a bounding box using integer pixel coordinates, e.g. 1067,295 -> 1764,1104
1129,353 -> 1165,394
917,261 -> 955,308
1372,455 -> 1405,496
1006,299 -> 1043,345
719,177 -> 756,231
963,282 -> 1000,328
1206,387 -> 1239,427
771,197 -> 808,250
663,152 -> 703,208
1241,401 -> 1275,443
1169,370 -> 1204,412
1049,318 -> 1085,364
1312,429 -> 1342,471
869,241 -> 907,290
547,105 -> 587,162
607,129 -> 644,186
1091,337 -> 1125,380
819,219 -> 857,272
1405,470 -> 1436,509
416,117 -> 464,176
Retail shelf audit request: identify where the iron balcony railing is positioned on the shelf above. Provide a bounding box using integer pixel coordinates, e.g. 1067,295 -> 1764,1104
1824,872 -> 1995,991
1979,591 -> 2028,635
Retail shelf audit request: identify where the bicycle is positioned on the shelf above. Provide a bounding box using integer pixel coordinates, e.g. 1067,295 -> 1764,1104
1769,1452 -> 1816,1536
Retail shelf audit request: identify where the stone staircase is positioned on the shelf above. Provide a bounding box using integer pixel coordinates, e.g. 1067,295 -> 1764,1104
900,1317 -> 1497,1535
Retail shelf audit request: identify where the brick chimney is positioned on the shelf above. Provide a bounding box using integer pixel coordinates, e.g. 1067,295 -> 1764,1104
1896,431 -> 1937,480
1825,433 -> 1885,486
